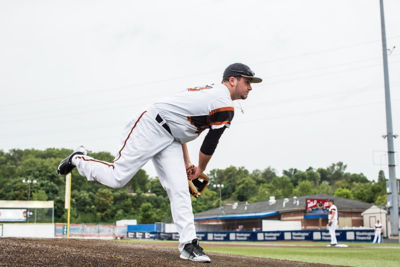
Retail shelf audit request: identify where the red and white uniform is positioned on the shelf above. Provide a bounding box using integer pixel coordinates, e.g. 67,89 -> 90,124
328,204 -> 338,245
372,222 -> 382,243
72,83 -> 233,251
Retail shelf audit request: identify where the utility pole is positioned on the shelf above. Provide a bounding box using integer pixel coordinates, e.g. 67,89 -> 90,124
379,0 -> 399,239
213,183 -> 224,210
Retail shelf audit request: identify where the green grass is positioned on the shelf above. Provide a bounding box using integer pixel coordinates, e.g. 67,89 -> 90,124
120,240 -> 400,266
203,243 -> 400,267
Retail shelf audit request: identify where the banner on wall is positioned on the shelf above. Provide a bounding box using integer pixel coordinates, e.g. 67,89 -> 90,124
0,209 -> 27,222
127,229 -> 374,242
306,199 -> 331,211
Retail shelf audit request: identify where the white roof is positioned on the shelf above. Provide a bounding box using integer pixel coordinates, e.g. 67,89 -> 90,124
0,200 -> 54,209
361,205 -> 387,215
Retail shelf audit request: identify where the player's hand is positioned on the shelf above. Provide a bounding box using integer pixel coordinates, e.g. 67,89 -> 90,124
186,165 -> 202,180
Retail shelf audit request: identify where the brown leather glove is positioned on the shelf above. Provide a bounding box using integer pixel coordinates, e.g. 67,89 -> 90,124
186,165 -> 209,198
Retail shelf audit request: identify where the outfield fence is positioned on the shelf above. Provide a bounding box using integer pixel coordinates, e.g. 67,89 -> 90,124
127,229 -> 375,242
55,223 -> 127,239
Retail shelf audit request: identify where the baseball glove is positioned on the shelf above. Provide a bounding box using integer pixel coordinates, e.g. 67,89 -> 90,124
186,166 -> 209,198
328,221 -> 332,226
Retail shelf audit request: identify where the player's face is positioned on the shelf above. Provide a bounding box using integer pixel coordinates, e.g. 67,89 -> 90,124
233,77 -> 252,100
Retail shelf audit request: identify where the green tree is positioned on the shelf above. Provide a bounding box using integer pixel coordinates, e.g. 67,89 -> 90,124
305,168 -> 321,186
282,168 -> 298,178
234,177 -> 257,202
209,166 -> 249,199
326,162 -> 347,184
270,176 -> 293,199
75,191 -> 93,213
94,188 -> 114,214
192,189 -> 218,213
318,181 -> 333,195
249,183 -> 270,203
139,202 -> 157,223
294,180 -> 315,196
148,178 -> 167,197
334,187 -> 353,199
375,194 -> 386,206
260,167 -> 277,184
351,183 -> 373,202
32,189 -> 48,201
127,169 -> 149,193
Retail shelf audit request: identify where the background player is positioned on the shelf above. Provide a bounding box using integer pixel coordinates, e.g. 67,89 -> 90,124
372,219 -> 382,243
57,63 -> 262,263
328,199 -> 338,246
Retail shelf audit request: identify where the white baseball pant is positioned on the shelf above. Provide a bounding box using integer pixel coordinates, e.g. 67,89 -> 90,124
72,108 -> 197,251
329,222 -> 337,245
373,230 -> 382,243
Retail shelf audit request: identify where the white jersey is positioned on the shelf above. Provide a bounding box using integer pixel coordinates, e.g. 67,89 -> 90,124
151,83 -> 234,143
375,223 -> 382,233
329,204 -> 338,223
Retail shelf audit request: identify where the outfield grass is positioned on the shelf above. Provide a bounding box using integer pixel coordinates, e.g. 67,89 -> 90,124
121,240 -> 400,266
203,242 -> 400,267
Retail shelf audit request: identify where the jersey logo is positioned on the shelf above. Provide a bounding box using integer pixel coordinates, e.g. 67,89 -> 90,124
187,84 -> 214,91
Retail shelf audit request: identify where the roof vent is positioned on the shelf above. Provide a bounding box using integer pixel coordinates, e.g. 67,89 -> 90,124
293,196 -> 298,205
269,196 -> 276,205
283,198 -> 289,207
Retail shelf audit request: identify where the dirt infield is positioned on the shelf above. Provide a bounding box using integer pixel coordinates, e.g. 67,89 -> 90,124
0,238 -> 341,267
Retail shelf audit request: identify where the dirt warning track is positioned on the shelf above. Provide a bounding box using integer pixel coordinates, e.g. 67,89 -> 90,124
0,238 -> 340,266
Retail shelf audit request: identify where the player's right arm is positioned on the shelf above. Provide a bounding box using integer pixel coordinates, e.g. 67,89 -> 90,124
187,126 -> 226,180
329,208 -> 335,225
198,126 -> 226,169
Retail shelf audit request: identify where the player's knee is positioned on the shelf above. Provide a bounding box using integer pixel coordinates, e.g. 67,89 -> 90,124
112,175 -> 130,189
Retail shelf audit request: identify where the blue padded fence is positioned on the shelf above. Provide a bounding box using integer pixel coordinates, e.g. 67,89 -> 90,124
127,229 -> 374,242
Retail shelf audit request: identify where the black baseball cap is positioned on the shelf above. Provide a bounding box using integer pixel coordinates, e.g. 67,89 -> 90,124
223,63 -> 262,83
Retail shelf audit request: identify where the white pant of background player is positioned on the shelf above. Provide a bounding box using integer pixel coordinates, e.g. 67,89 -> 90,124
72,107 -> 197,252
372,230 -> 382,243
328,221 -> 337,245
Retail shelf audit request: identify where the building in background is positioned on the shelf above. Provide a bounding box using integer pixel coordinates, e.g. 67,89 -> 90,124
361,205 -> 387,237
194,194 -> 372,232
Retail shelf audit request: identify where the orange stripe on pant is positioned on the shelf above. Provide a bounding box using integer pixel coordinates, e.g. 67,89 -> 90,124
114,110 -> 147,163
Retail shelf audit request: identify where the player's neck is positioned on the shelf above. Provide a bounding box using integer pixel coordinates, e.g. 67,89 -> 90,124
222,82 -> 236,100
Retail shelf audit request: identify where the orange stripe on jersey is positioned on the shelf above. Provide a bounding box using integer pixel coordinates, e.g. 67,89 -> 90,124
209,107 -> 234,116
210,121 -> 232,126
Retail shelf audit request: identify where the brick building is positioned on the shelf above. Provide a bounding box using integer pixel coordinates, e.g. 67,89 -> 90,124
194,194 -> 372,231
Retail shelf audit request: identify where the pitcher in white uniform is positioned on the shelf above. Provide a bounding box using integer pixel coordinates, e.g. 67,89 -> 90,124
328,199 -> 338,246
57,63 -> 262,263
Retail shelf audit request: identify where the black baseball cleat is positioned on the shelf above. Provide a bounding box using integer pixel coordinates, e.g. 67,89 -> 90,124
180,239 -> 211,263
57,146 -> 87,175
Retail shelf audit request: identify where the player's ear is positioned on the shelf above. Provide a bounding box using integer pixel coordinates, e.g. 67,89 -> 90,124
228,76 -> 238,86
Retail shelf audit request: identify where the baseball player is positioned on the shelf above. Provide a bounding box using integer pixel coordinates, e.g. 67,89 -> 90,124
57,63 -> 262,263
372,219 -> 382,243
327,199 -> 338,246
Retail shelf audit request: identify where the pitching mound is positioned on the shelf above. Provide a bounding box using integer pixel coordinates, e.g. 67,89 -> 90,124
0,238 -> 337,266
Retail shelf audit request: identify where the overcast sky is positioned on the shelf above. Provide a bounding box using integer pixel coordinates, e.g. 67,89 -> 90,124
1,0 -> 400,181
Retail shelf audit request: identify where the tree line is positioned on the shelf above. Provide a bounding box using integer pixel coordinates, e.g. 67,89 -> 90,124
0,148 -> 387,224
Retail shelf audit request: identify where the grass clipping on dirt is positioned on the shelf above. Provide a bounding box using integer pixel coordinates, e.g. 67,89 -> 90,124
203,242 -> 400,267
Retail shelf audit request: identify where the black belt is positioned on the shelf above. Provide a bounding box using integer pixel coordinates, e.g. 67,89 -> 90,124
156,114 -> 172,135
